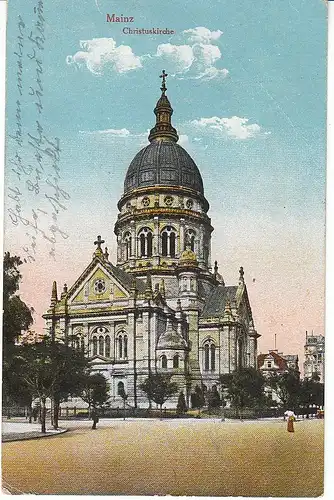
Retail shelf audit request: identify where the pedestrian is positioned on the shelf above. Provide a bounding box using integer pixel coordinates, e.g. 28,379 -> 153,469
284,410 -> 296,433
91,408 -> 99,430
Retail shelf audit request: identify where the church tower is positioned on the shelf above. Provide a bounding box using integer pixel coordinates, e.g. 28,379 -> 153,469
114,71 -> 214,287
44,71 -> 260,410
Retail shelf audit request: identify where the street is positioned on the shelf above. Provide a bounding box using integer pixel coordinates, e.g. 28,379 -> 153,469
2,418 -> 323,496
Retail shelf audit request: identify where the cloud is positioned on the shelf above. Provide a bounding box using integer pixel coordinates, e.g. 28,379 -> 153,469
183,27 -> 223,44
155,27 -> 228,81
80,128 -> 131,136
191,116 -> 262,140
156,44 -> 194,74
178,134 -> 190,146
67,27 -> 226,81
66,38 -> 142,75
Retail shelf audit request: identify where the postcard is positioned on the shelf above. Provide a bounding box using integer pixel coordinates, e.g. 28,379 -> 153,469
2,0 -> 327,496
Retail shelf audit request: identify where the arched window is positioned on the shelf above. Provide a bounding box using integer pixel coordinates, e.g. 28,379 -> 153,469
162,232 -> 168,256
210,344 -> 216,371
105,335 -> 110,358
185,229 -> 196,252
173,354 -> 179,369
138,228 -> 153,257
81,338 -> 85,352
117,381 -> 125,395
99,336 -> 104,356
117,332 -> 128,360
147,232 -> 153,257
92,336 -> 97,356
238,338 -> 243,369
123,232 -> 132,260
140,233 -> 146,256
124,335 -> 128,358
118,336 -> 123,359
203,340 -> 216,371
204,344 -> 210,371
161,226 -> 177,257
161,355 -> 167,369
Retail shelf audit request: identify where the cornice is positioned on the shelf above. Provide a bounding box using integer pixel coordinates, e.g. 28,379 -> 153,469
115,207 -> 213,233
117,185 -> 209,211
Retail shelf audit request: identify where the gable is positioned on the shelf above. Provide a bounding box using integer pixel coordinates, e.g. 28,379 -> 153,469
69,261 -> 129,305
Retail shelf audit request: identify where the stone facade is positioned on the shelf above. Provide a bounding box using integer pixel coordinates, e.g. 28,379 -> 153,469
43,77 -> 260,408
303,332 -> 325,383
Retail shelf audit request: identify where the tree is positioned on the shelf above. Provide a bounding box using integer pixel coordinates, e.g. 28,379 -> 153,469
80,373 -> 109,414
298,378 -> 324,416
190,385 -> 205,416
176,391 -> 187,415
118,385 -> 128,421
3,252 -> 33,350
207,385 -> 221,411
8,337 -> 90,432
3,348 -> 34,420
50,337 -> 89,429
140,373 -> 178,416
267,369 -> 301,409
220,368 -> 265,417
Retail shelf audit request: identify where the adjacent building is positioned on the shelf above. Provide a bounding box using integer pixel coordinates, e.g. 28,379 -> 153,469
303,332 -> 325,383
257,350 -> 299,403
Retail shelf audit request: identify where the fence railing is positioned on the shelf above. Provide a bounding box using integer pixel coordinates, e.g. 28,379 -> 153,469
2,405 -> 324,420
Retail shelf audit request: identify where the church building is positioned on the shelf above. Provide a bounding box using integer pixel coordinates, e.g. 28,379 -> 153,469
43,71 -> 260,408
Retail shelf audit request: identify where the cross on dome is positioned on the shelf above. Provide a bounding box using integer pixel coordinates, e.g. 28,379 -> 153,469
160,69 -> 168,93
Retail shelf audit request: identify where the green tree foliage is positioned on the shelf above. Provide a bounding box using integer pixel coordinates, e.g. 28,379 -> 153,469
80,373 -> 109,412
220,368 -> 266,416
3,252 -> 33,348
298,377 -> 324,413
140,373 -> 178,413
117,385 -> 128,420
207,385 -> 221,410
176,391 -> 188,414
190,384 -> 205,412
267,368 -> 300,409
7,337 -> 89,432
50,336 -> 89,428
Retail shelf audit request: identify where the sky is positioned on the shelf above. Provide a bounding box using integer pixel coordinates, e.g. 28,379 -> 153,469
4,0 -> 327,372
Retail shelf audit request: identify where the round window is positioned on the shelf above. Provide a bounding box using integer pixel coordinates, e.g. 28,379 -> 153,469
186,199 -> 193,209
142,197 -> 150,207
94,279 -> 106,294
164,196 -> 173,207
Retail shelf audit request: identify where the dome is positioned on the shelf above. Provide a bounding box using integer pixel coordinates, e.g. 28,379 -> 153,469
156,321 -> 187,350
124,140 -> 204,195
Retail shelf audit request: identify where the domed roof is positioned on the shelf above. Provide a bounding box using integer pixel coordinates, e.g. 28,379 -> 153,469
156,321 -> 187,350
124,140 -> 204,195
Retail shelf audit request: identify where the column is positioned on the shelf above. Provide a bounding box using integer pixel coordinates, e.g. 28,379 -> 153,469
153,216 -> 159,255
116,234 -> 122,263
180,218 -> 185,252
83,322 -> 89,355
130,220 -> 136,257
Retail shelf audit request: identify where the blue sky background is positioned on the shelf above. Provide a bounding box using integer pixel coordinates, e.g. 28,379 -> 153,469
4,0 -> 327,365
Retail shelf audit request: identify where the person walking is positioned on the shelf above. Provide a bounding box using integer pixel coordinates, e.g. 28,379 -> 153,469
284,410 -> 296,433
91,408 -> 99,430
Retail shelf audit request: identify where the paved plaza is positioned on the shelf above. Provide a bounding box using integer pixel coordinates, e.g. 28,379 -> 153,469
2,418 -> 323,496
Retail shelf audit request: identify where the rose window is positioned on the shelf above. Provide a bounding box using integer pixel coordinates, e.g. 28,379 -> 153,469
142,197 -> 150,207
94,279 -> 106,294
